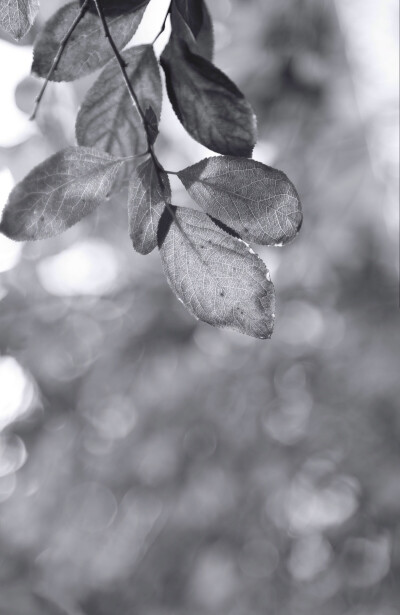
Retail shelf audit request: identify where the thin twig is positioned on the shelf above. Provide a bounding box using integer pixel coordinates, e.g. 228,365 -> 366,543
93,2 -> 170,179
93,0 -> 146,122
30,0 -> 90,120
93,0 -> 205,262
92,0 -> 164,169
152,1 -> 172,45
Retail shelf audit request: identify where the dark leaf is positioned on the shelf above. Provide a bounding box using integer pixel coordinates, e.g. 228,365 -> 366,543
171,0 -> 214,60
82,0 -> 150,16
0,0 -> 39,40
178,156 -> 302,246
32,1 -> 147,82
158,206 -> 275,338
144,106 -> 159,146
76,45 -> 162,187
128,157 -> 170,255
0,147 -> 123,241
161,35 -> 257,157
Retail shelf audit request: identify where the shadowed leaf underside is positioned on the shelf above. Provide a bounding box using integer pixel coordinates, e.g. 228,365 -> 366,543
172,0 -> 214,60
128,157 -> 171,255
161,35 -> 257,157
179,156 -> 302,246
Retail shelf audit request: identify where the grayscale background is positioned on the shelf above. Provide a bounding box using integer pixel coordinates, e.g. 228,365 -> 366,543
0,1 -> 399,613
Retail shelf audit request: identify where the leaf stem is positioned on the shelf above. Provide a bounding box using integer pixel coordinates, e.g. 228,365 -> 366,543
30,0 -> 90,120
93,0 -> 198,255
121,151 -> 150,162
93,0 -> 164,175
152,1 -> 172,45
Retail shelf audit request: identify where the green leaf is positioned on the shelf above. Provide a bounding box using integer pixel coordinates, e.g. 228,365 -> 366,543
172,0 -> 214,60
128,157 -> 170,255
161,35 -> 257,157
32,1 -> 147,82
0,0 -> 39,40
158,206 -> 275,339
0,147 -> 124,241
76,45 -> 162,188
178,156 -> 302,246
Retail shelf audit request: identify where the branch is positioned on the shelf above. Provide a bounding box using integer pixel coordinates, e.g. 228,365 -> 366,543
93,0 -> 201,257
93,2 -> 170,171
93,0 -> 147,123
30,0 -> 90,120
153,1 -> 172,45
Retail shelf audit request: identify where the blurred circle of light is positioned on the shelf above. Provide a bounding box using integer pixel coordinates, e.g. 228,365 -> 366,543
183,422 -> 218,460
263,394 -> 313,445
274,363 -> 307,400
279,301 -> 325,347
342,535 -> 391,588
238,538 -> 279,579
189,546 -> 238,610
65,482 -> 118,533
266,403 -> 314,445
286,471 -> 360,534
0,356 -> 36,431
174,468 -> 237,528
0,433 -> 27,478
215,0 -> 232,19
137,434 -> 179,486
36,239 -> 120,297
0,233 -> 22,274
121,491 -> 163,528
83,430 -> 114,457
288,533 -> 332,582
83,394 -> 138,440
0,41 -> 37,147
193,326 -> 230,358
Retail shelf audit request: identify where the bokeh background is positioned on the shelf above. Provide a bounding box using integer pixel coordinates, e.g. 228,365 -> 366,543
0,0 -> 399,613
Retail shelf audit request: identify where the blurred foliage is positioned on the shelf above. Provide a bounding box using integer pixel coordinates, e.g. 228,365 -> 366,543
0,0 -> 399,614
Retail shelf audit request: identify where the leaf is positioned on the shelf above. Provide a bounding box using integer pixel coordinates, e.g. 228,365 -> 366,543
32,1 -> 147,82
0,0 -> 39,40
76,45 -> 162,188
128,157 -> 171,255
158,206 -> 275,339
144,106 -> 159,145
172,0 -> 214,60
161,35 -> 257,157
0,147 -> 124,241
178,156 -> 302,246
82,0 -> 150,15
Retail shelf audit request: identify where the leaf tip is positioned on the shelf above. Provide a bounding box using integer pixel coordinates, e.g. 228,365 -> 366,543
0,210 -> 17,241
11,30 -> 24,42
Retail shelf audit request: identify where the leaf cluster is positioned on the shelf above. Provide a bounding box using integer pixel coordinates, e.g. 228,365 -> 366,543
0,0 -> 302,338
